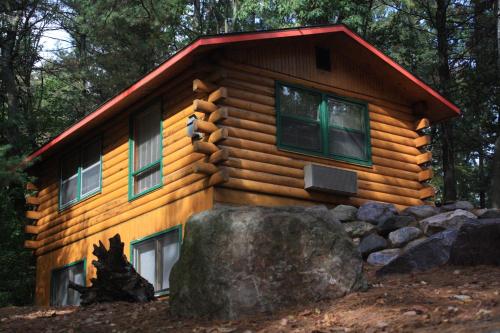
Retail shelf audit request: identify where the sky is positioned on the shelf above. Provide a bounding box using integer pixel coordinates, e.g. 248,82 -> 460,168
39,28 -> 72,60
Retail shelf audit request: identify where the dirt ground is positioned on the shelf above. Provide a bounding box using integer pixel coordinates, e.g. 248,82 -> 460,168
1,265 -> 499,333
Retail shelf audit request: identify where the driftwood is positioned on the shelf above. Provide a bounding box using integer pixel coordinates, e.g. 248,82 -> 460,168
69,234 -> 155,305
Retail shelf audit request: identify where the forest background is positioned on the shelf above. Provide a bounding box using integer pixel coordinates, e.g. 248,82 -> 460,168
0,0 -> 498,306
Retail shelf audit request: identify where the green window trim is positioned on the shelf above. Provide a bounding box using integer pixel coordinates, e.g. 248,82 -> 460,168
50,258 -> 87,306
128,100 -> 164,201
59,138 -> 103,211
129,225 -> 183,296
276,81 -> 372,167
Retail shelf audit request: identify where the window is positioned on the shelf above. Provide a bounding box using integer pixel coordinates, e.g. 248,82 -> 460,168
129,101 -> 163,199
277,83 -> 371,165
131,227 -> 181,294
60,140 -> 102,209
315,46 -> 331,71
50,260 -> 85,306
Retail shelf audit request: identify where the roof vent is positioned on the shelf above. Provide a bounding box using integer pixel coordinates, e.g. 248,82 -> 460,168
315,46 -> 331,71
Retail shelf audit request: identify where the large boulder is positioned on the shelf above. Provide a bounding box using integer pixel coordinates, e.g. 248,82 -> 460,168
441,201 -> 474,211
388,227 -> 422,248
377,215 -> 416,236
356,202 -> 397,225
367,249 -> 401,266
343,221 -> 376,238
330,205 -> 358,222
377,229 -> 458,275
170,206 -> 366,319
358,233 -> 387,257
402,237 -> 427,252
402,205 -> 440,220
419,209 -> 477,235
449,219 -> 500,266
478,209 -> 500,219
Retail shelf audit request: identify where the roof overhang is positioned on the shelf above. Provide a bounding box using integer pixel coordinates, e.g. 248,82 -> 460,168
26,24 -> 460,163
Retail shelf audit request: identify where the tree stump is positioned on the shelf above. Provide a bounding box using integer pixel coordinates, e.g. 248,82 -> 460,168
69,234 -> 155,305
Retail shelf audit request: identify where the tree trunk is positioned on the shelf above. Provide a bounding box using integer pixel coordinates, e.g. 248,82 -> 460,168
436,0 -> 457,202
492,137 -> 500,208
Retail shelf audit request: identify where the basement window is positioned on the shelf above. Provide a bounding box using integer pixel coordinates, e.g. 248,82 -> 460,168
50,260 -> 85,306
130,226 -> 181,295
315,46 -> 331,71
276,82 -> 371,166
129,100 -> 163,200
59,139 -> 102,209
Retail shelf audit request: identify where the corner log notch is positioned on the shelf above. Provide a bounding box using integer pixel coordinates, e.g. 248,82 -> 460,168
25,182 -> 42,245
188,78 -> 230,186
413,107 -> 434,201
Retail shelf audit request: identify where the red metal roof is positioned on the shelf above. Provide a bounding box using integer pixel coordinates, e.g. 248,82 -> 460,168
27,24 -> 460,162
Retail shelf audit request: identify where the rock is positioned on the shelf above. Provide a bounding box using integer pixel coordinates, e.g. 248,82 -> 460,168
402,205 -> 440,220
343,221 -> 376,238
367,249 -> 401,266
419,209 -> 477,235
449,219 -> 500,266
402,237 -> 427,252
170,206 -> 366,319
377,215 -> 416,236
358,234 -> 387,257
452,294 -> 472,301
330,205 -> 358,222
478,209 -> 500,219
441,201 -> 474,211
377,229 -> 458,275
356,202 -> 397,225
388,227 -> 422,248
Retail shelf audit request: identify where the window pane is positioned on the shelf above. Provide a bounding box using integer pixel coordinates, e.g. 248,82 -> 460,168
327,98 -> 365,131
281,117 -> 321,152
279,85 -> 321,120
328,128 -> 366,160
135,241 -> 156,288
61,155 -> 79,206
134,104 -> 161,171
51,262 -> 84,306
134,164 -> 161,195
160,230 -> 180,290
81,141 -> 101,196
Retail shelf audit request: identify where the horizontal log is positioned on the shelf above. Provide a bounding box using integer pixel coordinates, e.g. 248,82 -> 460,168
226,167 -> 304,188
209,149 -> 229,164
217,67 -> 275,88
193,162 -> 218,175
226,87 -> 275,106
371,155 -> 423,173
420,186 -> 435,199
193,99 -> 218,113
24,240 -> 39,249
415,118 -> 430,131
26,211 -> 42,220
193,78 -> 217,93
208,87 -> 228,103
370,112 -> 414,130
26,196 -> 40,205
370,121 -> 419,139
25,225 -> 41,234
416,151 -> 432,165
193,119 -> 219,134
371,147 -> 416,164
208,128 -> 228,143
414,135 -> 431,148
221,117 -> 276,136
418,168 -> 433,182
224,126 -> 276,145
371,138 -> 421,156
219,78 -> 275,96
193,141 -> 219,155
368,104 -> 415,122
208,108 -> 228,123
223,158 -> 303,178
226,106 -> 276,125
370,129 -> 416,147
222,97 -> 275,115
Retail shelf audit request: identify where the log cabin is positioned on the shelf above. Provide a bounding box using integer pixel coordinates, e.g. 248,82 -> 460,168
23,25 -> 460,306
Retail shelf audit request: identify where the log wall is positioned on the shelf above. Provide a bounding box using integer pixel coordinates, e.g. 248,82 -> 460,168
212,56 -> 434,210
